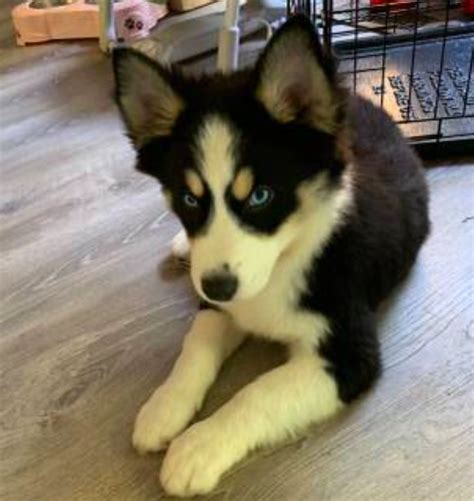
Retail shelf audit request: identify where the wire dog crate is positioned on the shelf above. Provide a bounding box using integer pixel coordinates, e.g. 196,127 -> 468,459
288,0 -> 474,156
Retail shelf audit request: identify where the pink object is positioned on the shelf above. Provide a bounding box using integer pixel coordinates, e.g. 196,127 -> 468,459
11,0 -> 167,46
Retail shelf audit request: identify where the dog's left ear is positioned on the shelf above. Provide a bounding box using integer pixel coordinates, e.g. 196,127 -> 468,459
254,16 -> 342,134
113,48 -> 185,149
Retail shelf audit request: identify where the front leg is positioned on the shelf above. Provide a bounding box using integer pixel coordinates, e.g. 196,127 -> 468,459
160,345 -> 344,497
133,308 -> 244,453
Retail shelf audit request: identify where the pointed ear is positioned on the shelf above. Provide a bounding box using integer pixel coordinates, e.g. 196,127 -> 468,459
254,16 -> 342,134
112,48 -> 185,148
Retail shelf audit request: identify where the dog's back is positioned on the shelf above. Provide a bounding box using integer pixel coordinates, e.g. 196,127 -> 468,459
351,96 -> 430,303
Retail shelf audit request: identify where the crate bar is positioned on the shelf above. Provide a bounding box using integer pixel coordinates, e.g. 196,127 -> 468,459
406,0 -> 421,122
378,4 -> 390,109
414,139 -> 474,158
353,0 -> 360,93
287,0 -> 473,155
339,66 -> 385,75
396,113 -> 474,125
332,26 -> 473,52
461,48 -> 474,117
432,2 -> 451,129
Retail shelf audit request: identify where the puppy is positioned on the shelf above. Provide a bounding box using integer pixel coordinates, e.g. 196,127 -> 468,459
113,15 -> 429,497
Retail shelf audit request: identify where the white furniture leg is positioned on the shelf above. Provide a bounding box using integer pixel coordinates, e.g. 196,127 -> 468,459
217,0 -> 241,72
99,0 -> 116,53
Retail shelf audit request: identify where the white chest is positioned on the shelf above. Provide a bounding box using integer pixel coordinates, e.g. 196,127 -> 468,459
217,172 -> 353,346
224,262 -> 329,346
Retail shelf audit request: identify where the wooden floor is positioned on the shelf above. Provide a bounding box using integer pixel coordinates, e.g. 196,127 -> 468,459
1,28 -> 474,501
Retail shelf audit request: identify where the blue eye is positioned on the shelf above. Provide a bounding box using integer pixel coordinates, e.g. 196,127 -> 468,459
183,192 -> 199,208
247,186 -> 274,209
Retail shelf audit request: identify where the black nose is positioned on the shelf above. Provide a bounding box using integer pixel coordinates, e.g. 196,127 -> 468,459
201,272 -> 238,302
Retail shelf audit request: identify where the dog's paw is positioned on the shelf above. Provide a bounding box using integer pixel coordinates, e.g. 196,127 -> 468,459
171,230 -> 190,261
132,385 -> 195,454
160,419 -> 242,497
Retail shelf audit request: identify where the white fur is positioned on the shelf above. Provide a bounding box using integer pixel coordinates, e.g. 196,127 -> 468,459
191,116 -> 285,300
225,170 -> 353,345
190,116 -> 352,304
138,118 -> 354,496
160,343 -> 342,497
133,309 -> 244,453
195,115 -> 236,193
171,229 -> 190,260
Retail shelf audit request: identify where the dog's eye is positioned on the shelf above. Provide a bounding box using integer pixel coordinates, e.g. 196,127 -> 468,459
183,192 -> 199,208
247,186 -> 274,209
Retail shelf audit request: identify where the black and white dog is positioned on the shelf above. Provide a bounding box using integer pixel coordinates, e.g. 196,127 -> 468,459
113,16 -> 429,497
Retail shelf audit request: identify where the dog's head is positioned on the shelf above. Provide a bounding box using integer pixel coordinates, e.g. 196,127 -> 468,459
113,16 -> 350,304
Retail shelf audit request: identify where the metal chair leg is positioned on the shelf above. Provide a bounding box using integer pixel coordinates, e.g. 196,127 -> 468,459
217,0 -> 241,72
99,0 -> 116,53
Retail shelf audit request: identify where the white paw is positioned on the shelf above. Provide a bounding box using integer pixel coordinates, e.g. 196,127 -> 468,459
171,230 -> 190,260
132,385 -> 196,454
160,419 -> 242,497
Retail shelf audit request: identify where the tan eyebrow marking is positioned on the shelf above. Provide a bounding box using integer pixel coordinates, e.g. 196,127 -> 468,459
185,169 -> 204,198
232,168 -> 254,200
162,188 -> 172,207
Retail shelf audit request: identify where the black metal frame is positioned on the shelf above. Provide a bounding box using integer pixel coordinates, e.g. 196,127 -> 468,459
288,0 -> 474,156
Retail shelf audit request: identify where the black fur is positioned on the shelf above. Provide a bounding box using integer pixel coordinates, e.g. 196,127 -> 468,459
114,15 -> 346,238
113,15 -> 430,405
133,80 -> 344,237
301,98 -> 430,402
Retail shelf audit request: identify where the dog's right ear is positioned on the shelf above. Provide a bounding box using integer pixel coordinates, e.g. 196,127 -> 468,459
254,15 -> 341,135
113,48 -> 185,149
